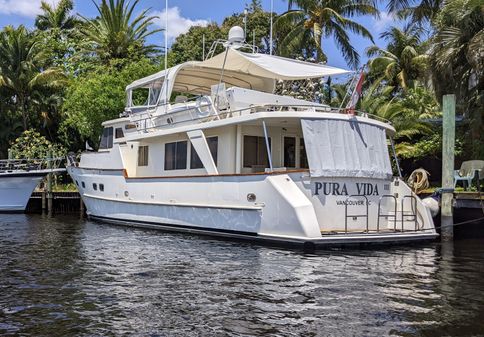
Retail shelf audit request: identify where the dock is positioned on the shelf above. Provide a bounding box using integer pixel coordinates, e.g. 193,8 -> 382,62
26,191 -> 84,215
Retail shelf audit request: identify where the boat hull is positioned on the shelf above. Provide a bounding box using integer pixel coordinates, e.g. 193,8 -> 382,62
69,166 -> 438,248
0,173 -> 45,212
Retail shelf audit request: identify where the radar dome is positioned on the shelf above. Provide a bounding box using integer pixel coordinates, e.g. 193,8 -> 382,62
228,26 -> 245,44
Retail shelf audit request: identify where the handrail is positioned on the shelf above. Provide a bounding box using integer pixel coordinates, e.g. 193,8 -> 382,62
129,103 -> 391,134
344,195 -> 369,233
377,194 -> 397,232
0,157 -> 65,171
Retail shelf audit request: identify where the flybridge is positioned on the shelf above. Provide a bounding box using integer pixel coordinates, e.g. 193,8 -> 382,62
124,47 -> 351,110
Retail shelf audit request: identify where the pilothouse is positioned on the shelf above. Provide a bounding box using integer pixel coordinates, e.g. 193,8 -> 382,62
67,26 -> 437,248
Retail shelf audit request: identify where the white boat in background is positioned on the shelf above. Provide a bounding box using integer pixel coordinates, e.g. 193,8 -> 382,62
0,159 -> 64,212
67,27 -> 438,248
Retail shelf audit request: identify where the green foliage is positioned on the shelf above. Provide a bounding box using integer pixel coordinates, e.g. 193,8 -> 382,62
10,129 -> 66,159
170,24 -> 224,64
0,25 -> 66,130
429,0 -> 484,158
275,0 -> 377,68
366,25 -> 429,91
80,0 -> 163,62
61,58 -> 161,147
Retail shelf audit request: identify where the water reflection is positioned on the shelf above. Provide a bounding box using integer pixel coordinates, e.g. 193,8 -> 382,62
0,214 -> 483,336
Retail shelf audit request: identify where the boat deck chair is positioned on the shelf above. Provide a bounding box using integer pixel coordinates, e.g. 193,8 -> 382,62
454,160 -> 484,190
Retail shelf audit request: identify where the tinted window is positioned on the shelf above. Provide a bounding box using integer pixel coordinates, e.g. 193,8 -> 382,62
284,137 -> 296,168
190,137 -> 218,169
115,127 -> 124,139
99,127 -> 113,149
165,141 -> 187,170
243,136 -> 271,168
138,146 -> 149,166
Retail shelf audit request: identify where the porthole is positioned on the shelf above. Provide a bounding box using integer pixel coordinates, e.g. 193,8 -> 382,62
247,193 -> 256,202
124,191 -> 129,197
93,183 -> 97,191
100,184 -> 104,192
75,180 -> 79,186
81,181 -> 85,188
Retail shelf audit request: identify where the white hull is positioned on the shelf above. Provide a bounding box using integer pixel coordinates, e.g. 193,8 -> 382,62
0,174 -> 44,211
69,167 -> 438,248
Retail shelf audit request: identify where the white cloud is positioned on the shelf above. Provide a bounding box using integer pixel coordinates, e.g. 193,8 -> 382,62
372,11 -> 394,33
0,0 -> 60,18
152,7 -> 208,43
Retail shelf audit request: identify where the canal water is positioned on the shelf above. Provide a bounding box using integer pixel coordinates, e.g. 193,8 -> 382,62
1,214 -> 483,337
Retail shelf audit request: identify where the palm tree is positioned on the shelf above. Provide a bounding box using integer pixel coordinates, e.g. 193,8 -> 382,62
387,0 -> 443,25
430,0 -> 484,157
81,0 -> 163,61
274,0 -> 378,68
0,26 -> 65,130
359,80 -> 438,156
35,0 -> 78,31
366,25 -> 428,91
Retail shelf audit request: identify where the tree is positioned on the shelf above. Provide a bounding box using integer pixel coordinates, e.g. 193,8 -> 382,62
387,0 -> 443,26
35,0 -> 78,31
80,0 -> 163,62
9,129 -> 66,160
429,0 -> 483,157
366,25 -> 428,91
60,58 -> 161,148
170,23 -> 224,64
0,25 -> 66,130
275,0 -> 377,68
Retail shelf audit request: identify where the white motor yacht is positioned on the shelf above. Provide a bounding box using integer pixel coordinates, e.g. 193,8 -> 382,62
0,159 -> 64,212
67,28 -> 438,248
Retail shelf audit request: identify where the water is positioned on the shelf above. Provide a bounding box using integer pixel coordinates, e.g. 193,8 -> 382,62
1,214 -> 484,337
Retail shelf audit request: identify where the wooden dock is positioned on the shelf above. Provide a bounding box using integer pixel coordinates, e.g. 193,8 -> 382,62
26,191 -> 84,215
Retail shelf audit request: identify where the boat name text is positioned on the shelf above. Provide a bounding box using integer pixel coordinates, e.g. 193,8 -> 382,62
314,182 -> 379,196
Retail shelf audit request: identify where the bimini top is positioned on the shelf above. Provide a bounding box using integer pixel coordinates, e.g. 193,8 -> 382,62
125,49 -> 350,102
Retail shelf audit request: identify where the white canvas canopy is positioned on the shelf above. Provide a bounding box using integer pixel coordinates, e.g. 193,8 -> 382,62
301,118 -> 393,179
201,48 -> 351,80
125,49 -> 350,102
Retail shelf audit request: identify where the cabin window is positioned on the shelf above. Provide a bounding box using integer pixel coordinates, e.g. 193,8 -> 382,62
190,137 -> 218,169
131,87 -> 149,106
243,136 -> 271,168
99,184 -> 104,192
165,141 -> 187,170
93,183 -> 97,191
115,127 -> 124,139
99,127 -> 113,149
138,146 -> 149,166
81,181 -> 85,188
300,138 -> 308,169
283,137 -> 296,168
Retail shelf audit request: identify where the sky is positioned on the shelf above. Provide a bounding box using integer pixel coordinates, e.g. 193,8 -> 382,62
0,0 -> 396,70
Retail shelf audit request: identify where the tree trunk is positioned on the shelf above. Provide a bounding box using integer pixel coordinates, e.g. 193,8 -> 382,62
19,95 -> 27,130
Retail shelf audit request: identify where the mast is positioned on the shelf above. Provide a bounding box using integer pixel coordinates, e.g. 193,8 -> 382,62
269,0 -> 273,55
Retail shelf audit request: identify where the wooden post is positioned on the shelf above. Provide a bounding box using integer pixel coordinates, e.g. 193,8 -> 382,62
441,94 -> 455,241
7,149 -> 12,160
47,151 -> 53,216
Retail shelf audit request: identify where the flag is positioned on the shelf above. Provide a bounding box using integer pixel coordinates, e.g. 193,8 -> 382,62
345,70 -> 365,115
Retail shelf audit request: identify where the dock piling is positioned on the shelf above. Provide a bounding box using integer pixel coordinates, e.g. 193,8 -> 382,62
441,94 -> 456,241
47,150 -> 53,216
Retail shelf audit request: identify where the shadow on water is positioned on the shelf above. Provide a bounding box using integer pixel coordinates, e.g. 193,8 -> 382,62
0,214 -> 483,336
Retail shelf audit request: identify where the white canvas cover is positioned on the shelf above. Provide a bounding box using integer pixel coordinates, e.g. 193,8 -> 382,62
301,119 -> 393,179
126,49 -> 350,96
201,49 -> 350,80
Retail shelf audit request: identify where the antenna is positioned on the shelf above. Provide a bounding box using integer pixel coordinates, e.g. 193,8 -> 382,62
164,0 -> 168,104
202,34 -> 206,60
269,0 -> 273,55
243,9 -> 248,41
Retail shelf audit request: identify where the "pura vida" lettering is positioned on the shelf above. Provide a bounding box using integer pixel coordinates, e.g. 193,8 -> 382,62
314,182 -> 379,196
